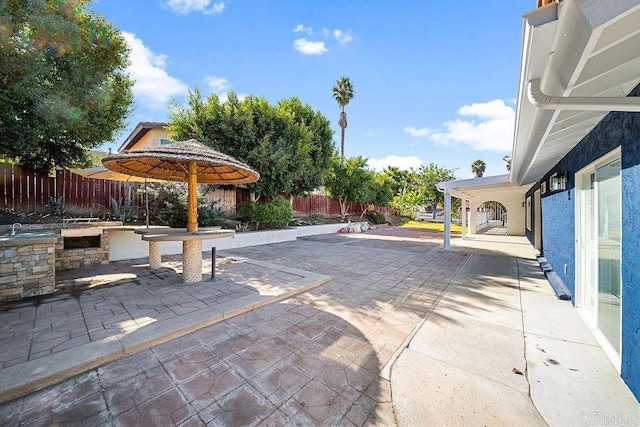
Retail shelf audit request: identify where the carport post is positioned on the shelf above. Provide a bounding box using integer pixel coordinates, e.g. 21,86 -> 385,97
461,199 -> 467,239
211,247 -> 216,281
443,187 -> 451,250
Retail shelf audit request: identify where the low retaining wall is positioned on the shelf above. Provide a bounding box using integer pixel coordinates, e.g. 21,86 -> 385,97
107,223 -> 345,261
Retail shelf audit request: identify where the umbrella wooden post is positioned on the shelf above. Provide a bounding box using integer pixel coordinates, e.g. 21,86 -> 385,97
184,161 -> 202,282
187,161 -> 198,233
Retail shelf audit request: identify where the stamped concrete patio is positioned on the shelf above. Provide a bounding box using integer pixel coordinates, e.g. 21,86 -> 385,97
0,228 -> 638,425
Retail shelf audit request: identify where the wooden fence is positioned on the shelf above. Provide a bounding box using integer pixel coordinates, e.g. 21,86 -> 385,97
0,164 -> 393,219
0,163 -> 145,216
291,194 -> 393,217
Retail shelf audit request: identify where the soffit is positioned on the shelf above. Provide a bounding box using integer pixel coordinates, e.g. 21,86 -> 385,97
511,0 -> 640,186
438,175 -> 526,201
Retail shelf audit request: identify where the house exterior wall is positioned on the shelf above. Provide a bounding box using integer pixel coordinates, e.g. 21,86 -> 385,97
525,84 -> 640,399
540,191 -> 576,294
462,188 -> 526,236
128,128 -> 169,151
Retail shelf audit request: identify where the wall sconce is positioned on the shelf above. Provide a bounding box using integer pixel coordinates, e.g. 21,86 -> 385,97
550,172 -> 568,191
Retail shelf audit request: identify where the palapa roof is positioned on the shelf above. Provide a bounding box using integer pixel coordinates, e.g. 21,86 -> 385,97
102,139 -> 259,185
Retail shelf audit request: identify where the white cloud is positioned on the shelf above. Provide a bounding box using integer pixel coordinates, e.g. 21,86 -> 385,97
293,38 -> 327,55
458,99 -> 514,120
165,0 -> 225,14
333,29 -> 353,44
429,99 -> 515,152
368,155 -> 423,172
292,25 -> 353,55
403,126 -> 434,138
204,75 -> 231,93
122,32 -> 188,110
203,75 -> 246,102
293,24 -> 313,36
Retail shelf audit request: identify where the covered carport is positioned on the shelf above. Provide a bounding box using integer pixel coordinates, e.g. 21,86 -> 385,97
438,174 -> 529,250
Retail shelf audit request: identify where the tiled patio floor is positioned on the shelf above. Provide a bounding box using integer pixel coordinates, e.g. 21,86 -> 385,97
0,255 -> 305,369
0,233 -> 469,425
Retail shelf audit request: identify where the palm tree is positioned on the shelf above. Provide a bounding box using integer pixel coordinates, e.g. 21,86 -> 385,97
332,76 -> 354,157
471,159 -> 486,178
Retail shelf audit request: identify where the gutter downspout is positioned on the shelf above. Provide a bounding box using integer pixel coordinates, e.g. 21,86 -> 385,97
527,79 -> 640,112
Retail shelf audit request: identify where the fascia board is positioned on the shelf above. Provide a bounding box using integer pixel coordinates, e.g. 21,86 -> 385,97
511,4 -> 558,186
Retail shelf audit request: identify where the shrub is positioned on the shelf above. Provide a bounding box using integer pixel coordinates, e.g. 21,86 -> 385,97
238,198 -> 293,230
366,210 -> 386,225
198,199 -> 224,227
145,183 -> 187,227
110,197 -> 132,222
310,212 -> 324,222
145,183 -> 226,228
238,201 -> 259,226
265,197 -> 294,228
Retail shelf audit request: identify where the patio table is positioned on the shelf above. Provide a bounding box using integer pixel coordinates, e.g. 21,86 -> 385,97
135,228 -> 234,283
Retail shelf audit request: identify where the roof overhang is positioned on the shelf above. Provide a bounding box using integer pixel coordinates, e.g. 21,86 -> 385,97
511,0 -> 640,186
438,174 -> 521,201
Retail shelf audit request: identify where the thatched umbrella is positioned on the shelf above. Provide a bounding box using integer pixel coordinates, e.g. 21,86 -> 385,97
102,139 -> 259,233
102,139 -> 259,283
72,166 -> 168,183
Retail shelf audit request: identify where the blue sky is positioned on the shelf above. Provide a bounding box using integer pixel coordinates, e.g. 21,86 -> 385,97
90,0 -> 531,179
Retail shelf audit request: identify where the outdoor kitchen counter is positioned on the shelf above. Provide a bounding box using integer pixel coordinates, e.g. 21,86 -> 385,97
0,231 -> 58,247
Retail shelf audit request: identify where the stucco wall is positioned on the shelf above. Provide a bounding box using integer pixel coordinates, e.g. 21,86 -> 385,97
130,128 -> 169,150
540,191 -> 575,296
466,188 -> 526,236
107,223 -> 346,261
529,84 -> 640,399
620,114 -> 640,399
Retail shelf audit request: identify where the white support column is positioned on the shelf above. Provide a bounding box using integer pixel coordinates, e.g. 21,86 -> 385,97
443,187 -> 451,250
469,201 -> 478,235
461,199 -> 467,239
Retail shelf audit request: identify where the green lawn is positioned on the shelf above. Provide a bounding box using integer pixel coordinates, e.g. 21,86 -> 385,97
399,219 -> 462,234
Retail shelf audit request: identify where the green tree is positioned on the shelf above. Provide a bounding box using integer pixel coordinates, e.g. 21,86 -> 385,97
391,186 -> 426,217
0,0 -> 133,171
324,155 -> 372,221
386,163 -> 457,218
471,159 -> 486,177
332,76 -> 354,158
168,90 -> 335,200
417,163 -> 457,210
384,166 -> 419,195
357,172 -> 394,218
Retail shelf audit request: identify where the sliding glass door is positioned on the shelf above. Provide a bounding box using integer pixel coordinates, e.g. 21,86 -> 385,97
577,151 -> 622,367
